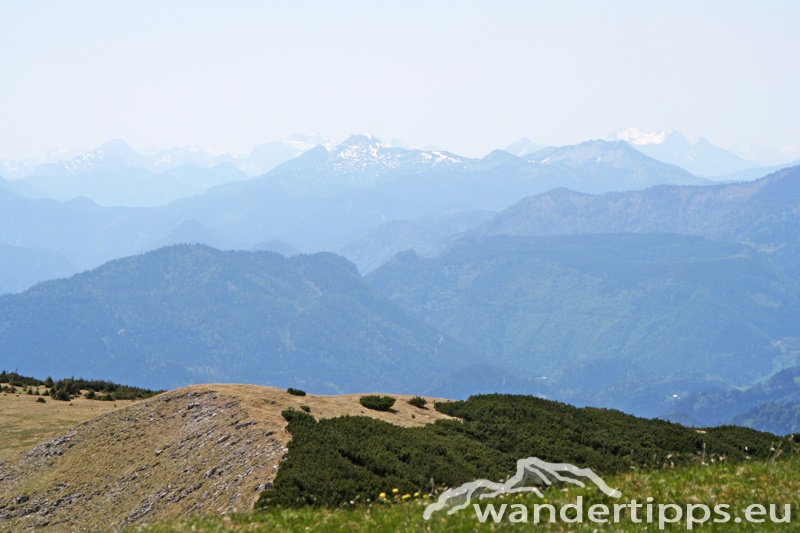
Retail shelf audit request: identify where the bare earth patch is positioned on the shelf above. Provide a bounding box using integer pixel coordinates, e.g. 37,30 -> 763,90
0,384 -> 453,532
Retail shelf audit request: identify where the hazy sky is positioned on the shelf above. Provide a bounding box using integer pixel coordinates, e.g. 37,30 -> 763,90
1,0 -> 798,159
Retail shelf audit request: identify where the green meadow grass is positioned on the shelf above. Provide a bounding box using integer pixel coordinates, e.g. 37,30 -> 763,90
130,455 -> 800,532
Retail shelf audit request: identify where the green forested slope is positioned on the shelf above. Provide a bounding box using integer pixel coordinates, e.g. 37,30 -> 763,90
367,233 -> 800,416
664,366 -> 800,427
727,401 -> 800,436
0,245 -> 473,392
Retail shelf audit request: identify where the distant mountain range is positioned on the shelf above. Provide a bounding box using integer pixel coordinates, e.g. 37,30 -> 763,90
6,228 -> 796,419
0,135 -> 334,208
0,245 -> 474,392
2,156 -> 800,429
335,210 -> 495,274
662,365 -> 800,428
0,242 -> 77,294
463,165 -> 800,274
503,138 -> 546,157
607,129 -> 800,182
0,134 -> 718,292
1,133 -> 334,180
21,160 -> 249,207
262,135 -> 710,207
2,133 -> 713,210
367,233 -> 800,417
609,128 -> 762,177
138,219 -> 247,253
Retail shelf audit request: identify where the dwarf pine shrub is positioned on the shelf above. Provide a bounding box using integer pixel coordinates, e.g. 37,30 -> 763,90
257,394 -> 800,511
359,395 -> 396,411
408,396 -> 427,408
53,389 -> 71,401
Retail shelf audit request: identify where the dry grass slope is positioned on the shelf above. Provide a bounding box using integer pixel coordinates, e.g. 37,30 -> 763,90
0,386 -> 140,462
0,384 -> 453,532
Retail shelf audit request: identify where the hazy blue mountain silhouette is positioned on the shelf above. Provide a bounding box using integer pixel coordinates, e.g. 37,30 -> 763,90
261,136 -> 709,209
0,245 -> 475,392
661,369 -> 800,435
368,233 -> 800,417
21,160 -> 248,207
0,135 -> 735,287
712,158 -> 800,183
0,241 -> 78,294
627,131 -> 762,177
462,165 -> 800,275
139,219 -> 247,253
503,138 -> 546,157
336,210 -> 495,273
251,239 -> 300,256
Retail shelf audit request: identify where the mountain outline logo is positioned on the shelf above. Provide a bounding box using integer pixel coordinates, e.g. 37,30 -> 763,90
423,457 -> 622,520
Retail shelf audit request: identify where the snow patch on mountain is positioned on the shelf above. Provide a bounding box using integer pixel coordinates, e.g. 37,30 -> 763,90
1,147 -> 89,179
609,128 -> 669,145
324,135 -> 465,178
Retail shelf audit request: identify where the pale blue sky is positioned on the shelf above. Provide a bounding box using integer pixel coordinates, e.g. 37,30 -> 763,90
1,0 -> 798,159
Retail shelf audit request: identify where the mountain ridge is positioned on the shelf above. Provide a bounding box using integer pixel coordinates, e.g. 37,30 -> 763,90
609,129 -> 763,177
368,232 -> 800,417
0,245 -> 476,392
456,165 -> 800,274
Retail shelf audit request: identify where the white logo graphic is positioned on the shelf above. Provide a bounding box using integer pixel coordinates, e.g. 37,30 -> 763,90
423,457 -> 621,520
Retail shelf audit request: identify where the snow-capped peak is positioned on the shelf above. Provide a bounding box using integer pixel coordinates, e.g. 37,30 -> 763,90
609,128 -> 670,146
318,134 -> 464,178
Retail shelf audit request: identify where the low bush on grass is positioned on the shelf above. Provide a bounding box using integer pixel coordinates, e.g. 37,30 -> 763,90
408,396 -> 427,408
287,388 -> 306,396
359,395 -> 396,411
53,389 -> 72,401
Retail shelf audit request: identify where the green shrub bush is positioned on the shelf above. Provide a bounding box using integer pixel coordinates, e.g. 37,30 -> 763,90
257,394 -> 800,510
300,405 -> 311,412
53,389 -> 71,401
287,388 -> 306,396
408,396 -> 427,408
359,395 -> 396,411
36,397 -> 46,403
